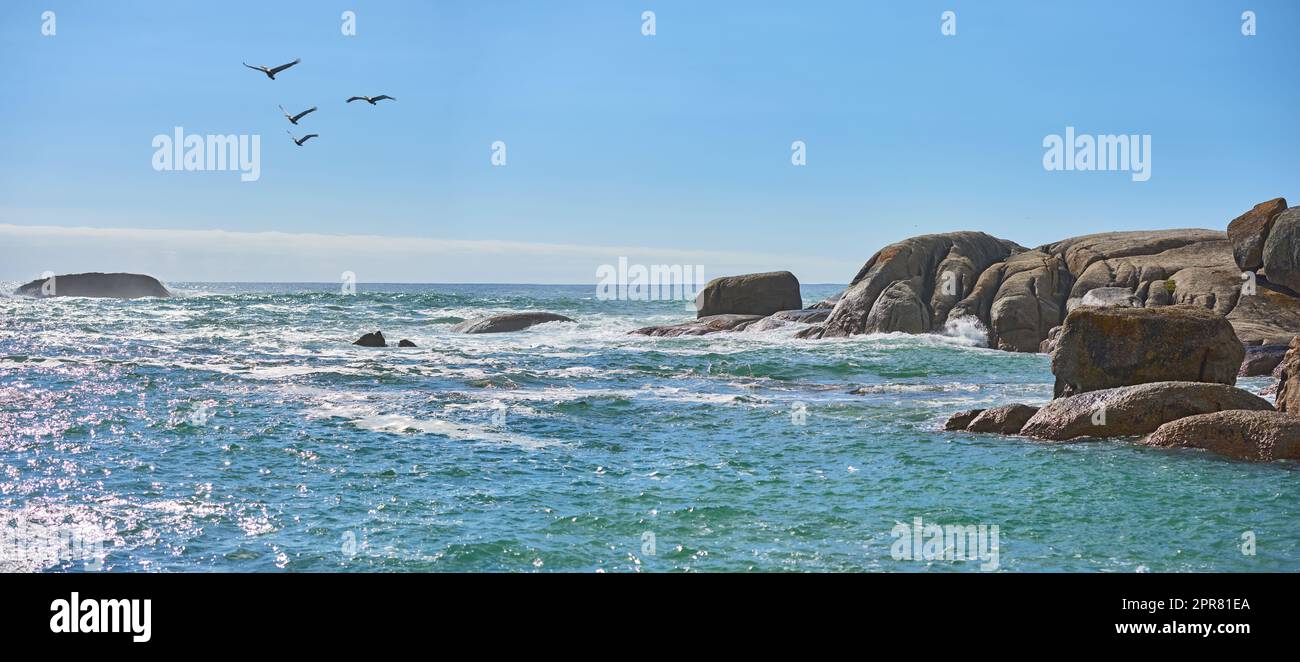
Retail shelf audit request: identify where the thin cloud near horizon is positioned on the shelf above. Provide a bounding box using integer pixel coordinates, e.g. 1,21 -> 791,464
0,223 -> 858,285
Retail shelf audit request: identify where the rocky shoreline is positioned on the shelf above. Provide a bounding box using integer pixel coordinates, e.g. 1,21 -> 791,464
15,197 -> 1300,461
628,196 -> 1300,461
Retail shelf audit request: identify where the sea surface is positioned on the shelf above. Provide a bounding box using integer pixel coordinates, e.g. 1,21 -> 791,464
0,282 -> 1294,572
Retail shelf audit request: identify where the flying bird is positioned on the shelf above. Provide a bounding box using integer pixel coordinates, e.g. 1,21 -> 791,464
346,95 -> 396,105
242,58 -> 300,80
279,105 -> 317,125
287,131 -> 318,146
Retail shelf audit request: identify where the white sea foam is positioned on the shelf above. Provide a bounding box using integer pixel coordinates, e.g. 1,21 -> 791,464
942,316 -> 990,347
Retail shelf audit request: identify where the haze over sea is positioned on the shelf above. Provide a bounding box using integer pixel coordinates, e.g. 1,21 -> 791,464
1,282 -> 1294,572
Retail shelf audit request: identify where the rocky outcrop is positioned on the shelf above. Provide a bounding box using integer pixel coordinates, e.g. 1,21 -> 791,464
354,331 -> 387,347
451,312 -> 574,334
397,339 -> 417,347
648,197 -> 1300,352
633,314 -> 763,337
1050,305 -> 1244,398
695,271 -> 802,318
1262,207 -> 1300,293
1239,343 -> 1288,377
15,272 -> 170,299
965,404 -> 1039,434
1143,410 -> 1300,461
1227,198 -> 1287,271
1276,336 -> 1300,413
948,251 -> 1072,352
819,232 -> 1022,338
1020,381 -> 1274,441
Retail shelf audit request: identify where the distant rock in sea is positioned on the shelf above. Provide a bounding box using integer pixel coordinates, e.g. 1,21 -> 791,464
451,312 -> 574,334
354,331 -> 387,347
633,314 -> 763,337
398,339 -> 417,347
14,272 -> 170,299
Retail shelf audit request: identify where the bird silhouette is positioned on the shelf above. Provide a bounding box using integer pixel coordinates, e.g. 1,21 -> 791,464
242,58 -> 301,80
346,95 -> 396,105
279,105 -> 317,125
287,131 -> 318,146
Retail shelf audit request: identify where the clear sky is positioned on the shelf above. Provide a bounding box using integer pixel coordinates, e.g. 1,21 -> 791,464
1,1 -> 1297,283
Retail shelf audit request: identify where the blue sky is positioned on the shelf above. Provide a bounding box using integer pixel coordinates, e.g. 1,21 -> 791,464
1,0 -> 1297,282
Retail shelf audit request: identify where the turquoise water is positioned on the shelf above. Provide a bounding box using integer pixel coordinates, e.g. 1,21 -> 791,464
0,283 -> 1295,572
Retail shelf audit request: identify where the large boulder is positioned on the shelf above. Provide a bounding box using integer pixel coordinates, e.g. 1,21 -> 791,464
1143,410 -> 1300,462
451,312 -> 574,334
965,404 -> 1039,434
820,232 -> 1021,338
633,314 -> 763,337
1050,305 -> 1244,398
14,272 -> 170,299
1020,381 -> 1274,441
1239,343 -> 1289,377
694,271 -> 802,318
1262,207 -> 1300,293
1227,198 -> 1287,271
1276,336 -> 1300,413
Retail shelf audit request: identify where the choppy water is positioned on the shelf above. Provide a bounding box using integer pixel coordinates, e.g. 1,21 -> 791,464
0,282 -> 1294,572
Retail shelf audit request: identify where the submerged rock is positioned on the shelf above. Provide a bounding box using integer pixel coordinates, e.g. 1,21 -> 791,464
15,272 -> 170,299
1020,381 -> 1273,441
354,331 -> 387,347
943,409 -> 985,431
744,308 -> 830,332
965,404 -> 1039,434
1143,410 -> 1300,461
1050,305 -> 1244,398
451,312 -> 574,334
1227,197 -> 1287,271
695,271 -> 802,318
633,314 -> 763,337
398,339 -> 417,347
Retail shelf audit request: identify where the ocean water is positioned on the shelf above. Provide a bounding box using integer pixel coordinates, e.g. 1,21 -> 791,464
0,282 -> 1294,572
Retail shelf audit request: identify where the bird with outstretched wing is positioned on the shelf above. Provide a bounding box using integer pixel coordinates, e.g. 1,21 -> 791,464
242,58 -> 301,80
